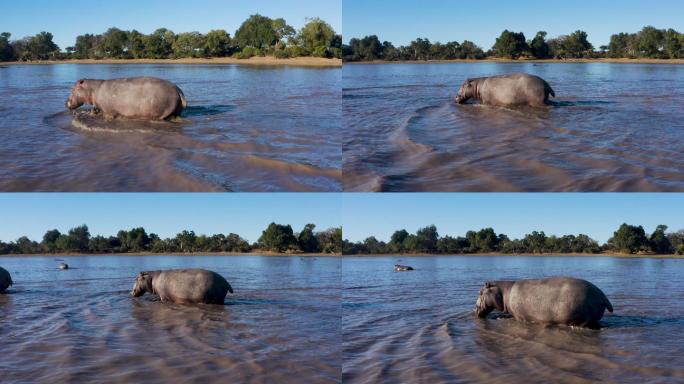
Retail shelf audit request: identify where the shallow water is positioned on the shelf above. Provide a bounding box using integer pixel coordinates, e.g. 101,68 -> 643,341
0,255 -> 341,383
0,64 -> 341,191
343,63 -> 684,191
342,256 -> 684,383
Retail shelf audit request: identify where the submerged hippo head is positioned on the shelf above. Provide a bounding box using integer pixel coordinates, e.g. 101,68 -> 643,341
455,78 -> 477,104
66,79 -> 94,110
131,271 -> 155,297
475,282 -> 504,318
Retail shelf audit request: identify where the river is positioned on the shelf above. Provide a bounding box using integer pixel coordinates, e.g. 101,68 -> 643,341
343,62 -> 684,191
0,64 -> 341,191
342,255 -> 684,383
0,255 -> 341,383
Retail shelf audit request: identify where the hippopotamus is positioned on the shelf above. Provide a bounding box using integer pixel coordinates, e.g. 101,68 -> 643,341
58,263 -> 69,270
394,264 -> 414,271
475,277 -> 613,328
455,73 -> 555,107
0,267 -> 12,293
66,76 -> 187,120
131,269 -> 233,305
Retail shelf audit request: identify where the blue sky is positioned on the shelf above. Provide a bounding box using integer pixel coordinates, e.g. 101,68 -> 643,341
342,194 -> 684,243
344,0 -> 684,48
0,194 -> 340,243
0,0 -> 341,50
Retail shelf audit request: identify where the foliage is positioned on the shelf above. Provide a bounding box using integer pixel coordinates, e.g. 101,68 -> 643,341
0,223 -> 339,255
492,30 -> 528,59
343,224 -> 678,255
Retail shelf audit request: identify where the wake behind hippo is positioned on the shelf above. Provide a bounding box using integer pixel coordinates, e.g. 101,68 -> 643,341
456,73 -> 555,107
131,268 -> 233,305
66,77 -> 187,120
475,277 -> 613,328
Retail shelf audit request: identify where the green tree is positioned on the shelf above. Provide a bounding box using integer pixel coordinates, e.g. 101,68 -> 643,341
175,230 -> 197,252
74,34 -> 96,59
272,18 -> 296,49
101,27 -> 129,58
492,30 -> 528,59
529,31 -> 550,58
410,38 -> 432,60
234,14 -> 277,50
608,223 -> 649,254
65,225 -> 91,252
388,229 -> 409,253
172,32 -> 206,58
144,28 -> 175,58
258,222 -> 297,252
118,227 -> 150,252
204,29 -> 233,57
298,17 -> 336,57
127,30 -> 146,59
42,229 -> 62,252
26,31 -> 60,60
649,225 -> 673,254
298,224 -> 320,253
0,32 -> 14,61
638,26 -> 665,58
415,225 -> 439,252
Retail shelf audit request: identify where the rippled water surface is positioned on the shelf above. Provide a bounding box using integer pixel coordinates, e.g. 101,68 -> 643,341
0,255 -> 341,383
0,64 -> 341,191
343,63 -> 684,191
343,256 -> 684,383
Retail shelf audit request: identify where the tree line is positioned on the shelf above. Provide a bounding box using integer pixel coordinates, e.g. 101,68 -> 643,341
343,26 -> 684,62
0,223 -> 342,255
343,224 -> 684,255
0,14 -> 341,62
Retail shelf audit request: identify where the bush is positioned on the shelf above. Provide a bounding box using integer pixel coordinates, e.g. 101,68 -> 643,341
235,46 -> 263,59
273,49 -> 290,59
285,45 -> 309,57
312,46 -> 330,58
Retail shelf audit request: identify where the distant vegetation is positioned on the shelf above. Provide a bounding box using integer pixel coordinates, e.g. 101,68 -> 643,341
343,224 -> 684,255
0,14 -> 341,62
343,26 -> 684,62
0,223 -> 342,255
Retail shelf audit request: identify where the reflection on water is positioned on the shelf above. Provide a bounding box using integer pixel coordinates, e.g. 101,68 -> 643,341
0,64 -> 341,191
342,256 -> 684,383
343,63 -> 684,191
0,255 -> 341,383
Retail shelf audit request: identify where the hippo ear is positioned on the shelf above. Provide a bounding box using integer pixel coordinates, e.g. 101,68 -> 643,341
485,282 -> 494,288
78,79 -> 85,84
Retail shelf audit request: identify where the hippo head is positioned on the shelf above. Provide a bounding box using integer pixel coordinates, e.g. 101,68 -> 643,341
66,79 -> 92,110
131,271 -> 154,297
455,79 -> 476,104
475,282 -> 504,318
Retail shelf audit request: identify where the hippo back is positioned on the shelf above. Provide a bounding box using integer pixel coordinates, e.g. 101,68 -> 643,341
153,269 -> 230,304
507,277 -> 610,326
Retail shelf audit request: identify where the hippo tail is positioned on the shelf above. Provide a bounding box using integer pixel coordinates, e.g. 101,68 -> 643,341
177,86 -> 187,109
544,81 -> 556,99
603,295 -> 613,313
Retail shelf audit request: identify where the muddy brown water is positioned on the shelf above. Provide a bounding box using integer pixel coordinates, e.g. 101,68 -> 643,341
343,62 -> 684,191
342,255 -> 684,383
0,255 -> 341,383
0,64 -> 341,192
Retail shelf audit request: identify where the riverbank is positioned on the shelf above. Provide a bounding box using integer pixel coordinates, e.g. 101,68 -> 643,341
2,56 -> 342,67
0,251 -> 340,258
345,252 -> 684,258
344,57 -> 684,65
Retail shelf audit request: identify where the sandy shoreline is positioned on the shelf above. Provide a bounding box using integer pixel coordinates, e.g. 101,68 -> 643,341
0,251 -> 340,258
345,58 -> 684,65
346,252 -> 684,259
1,56 -> 342,67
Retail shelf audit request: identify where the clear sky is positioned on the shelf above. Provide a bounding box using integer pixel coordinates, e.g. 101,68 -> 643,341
344,0 -> 684,49
1,0 -> 341,50
0,194 -> 340,243
342,194 -> 684,244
